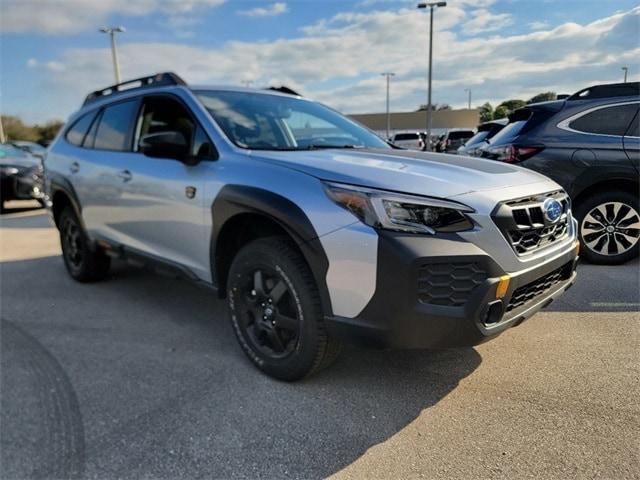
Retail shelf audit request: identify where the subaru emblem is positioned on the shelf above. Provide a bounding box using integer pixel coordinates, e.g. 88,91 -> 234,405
543,198 -> 562,223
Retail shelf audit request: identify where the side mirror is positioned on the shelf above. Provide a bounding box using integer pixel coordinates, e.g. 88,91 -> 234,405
139,131 -> 189,161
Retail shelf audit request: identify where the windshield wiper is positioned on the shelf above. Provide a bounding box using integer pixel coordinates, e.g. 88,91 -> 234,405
305,144 -> 363,150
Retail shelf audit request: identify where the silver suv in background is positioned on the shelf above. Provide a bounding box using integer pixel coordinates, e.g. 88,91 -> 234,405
45,72 -> 579,380
389,131 -> 423,150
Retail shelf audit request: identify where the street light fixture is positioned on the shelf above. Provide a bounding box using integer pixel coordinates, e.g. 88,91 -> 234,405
417,1 -> 446,151
622,66 -> 629,83
381,72 -> 395,139
464,88 -> 471,110
99,26 -> 125,84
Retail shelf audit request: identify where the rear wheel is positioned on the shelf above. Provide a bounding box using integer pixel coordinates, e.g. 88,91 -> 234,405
227,236 -> 341,381
575,191 -> 640,265
58,207 -> 110,282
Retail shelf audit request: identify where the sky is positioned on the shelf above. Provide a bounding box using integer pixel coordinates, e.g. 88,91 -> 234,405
1,0 -> 638,124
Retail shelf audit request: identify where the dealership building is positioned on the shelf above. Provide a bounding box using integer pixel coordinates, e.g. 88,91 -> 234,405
349,108 -> 480,138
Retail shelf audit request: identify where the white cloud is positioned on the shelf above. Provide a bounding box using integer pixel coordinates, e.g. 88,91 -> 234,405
238,2 -> 288,18
463,8 -> 512,34
0,0 -> 225,34
528,20 -> 550,31
13,5 -> 640,121
26,58 -> 38,68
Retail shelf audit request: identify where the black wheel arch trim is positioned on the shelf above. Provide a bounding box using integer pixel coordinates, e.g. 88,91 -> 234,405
48,174 -> 85,229
210,185 -> 333,316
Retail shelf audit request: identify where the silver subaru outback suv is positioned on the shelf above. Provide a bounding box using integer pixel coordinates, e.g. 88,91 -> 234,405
45,73 -> 579,380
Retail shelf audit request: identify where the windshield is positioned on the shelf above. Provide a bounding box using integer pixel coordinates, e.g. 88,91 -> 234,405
462,130 -> 490,147
487,119 -> 528,145
195,90 -> 390,151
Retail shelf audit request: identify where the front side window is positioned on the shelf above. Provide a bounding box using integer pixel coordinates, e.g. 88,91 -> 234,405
135,96 -> 215,159
94,100 -> 138,151
195,90 -> 389,151
569,103 -> 638,136
65,111 -> 98,146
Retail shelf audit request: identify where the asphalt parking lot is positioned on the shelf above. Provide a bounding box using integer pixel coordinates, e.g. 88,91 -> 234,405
1,202 -> 639,480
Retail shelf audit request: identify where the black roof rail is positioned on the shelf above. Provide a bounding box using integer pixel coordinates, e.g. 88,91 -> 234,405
83,72 -> 187,106
265,86 -> 301,96
567,82 -> 639,101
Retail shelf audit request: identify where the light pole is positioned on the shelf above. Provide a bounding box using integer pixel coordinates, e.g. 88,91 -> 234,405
622,66 -> 628,83
464,88 -> 471,109
381,72 -> 395,139
417,2 -> 446,151
99,26 -> 125,84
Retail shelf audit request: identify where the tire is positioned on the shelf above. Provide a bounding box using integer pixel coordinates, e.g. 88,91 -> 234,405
226,236 -> 341,381
58,207 -> 110,282
575,190 -> 640,265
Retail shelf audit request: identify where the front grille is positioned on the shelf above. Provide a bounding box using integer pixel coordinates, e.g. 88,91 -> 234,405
417,262 -> 487,306
506,262 -> 573,312
493,191 -> 571,255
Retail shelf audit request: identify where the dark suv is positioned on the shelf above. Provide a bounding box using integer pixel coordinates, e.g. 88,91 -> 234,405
480,82 -> 639,265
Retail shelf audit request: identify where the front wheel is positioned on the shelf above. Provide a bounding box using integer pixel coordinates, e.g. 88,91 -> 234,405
58,207 -> 111,282
227,236 -> 341,381
575,191 -> 640,265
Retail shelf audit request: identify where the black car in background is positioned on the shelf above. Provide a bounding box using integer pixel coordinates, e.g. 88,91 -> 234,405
0,144 -> 45,212
457,118 -> 507,156
435,129 -> 475,153
480,82 -> 639,265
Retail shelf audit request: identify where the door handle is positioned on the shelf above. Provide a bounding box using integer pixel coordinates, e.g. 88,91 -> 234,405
69,162 -> 80,174
117,169 -> 132,182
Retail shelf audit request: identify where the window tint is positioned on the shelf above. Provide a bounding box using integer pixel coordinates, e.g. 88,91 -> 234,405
463,131 -> 490,147
136,96 -> 215,159
94,100 -> 138,151
65,111 -> 97,146
448,131 -> 474,140
489,120 -> 528,144
569,104 -> 638,136
394,133 -> 419,141
625,110 -> 639,137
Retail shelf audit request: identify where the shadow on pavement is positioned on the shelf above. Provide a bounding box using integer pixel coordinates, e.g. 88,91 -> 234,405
1,255 -> 482,479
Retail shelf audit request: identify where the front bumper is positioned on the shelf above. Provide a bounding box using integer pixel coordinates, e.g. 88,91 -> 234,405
325,230 -> 578,349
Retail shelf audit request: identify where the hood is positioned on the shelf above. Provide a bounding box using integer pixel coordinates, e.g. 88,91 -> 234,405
251,148 -> 555,199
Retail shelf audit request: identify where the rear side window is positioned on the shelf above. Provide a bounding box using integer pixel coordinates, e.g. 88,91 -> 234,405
625,110 -> 639,137
569,104 -> 638,136
448,131 -> 473,140
94,100 -> 138,151
65,111 -> 97,146
394,133 -> 418,141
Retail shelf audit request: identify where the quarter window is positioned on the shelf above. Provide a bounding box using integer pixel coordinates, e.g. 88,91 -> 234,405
569,104 -> 638,136
65,111 -> 97,146
94,100 -> 138,151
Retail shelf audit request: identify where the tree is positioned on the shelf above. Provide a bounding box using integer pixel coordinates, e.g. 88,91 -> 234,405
479,102 -> 494,122
527,92 -> 557,104
36,120 -> 64,143
0,115 -> 63,144
493,99 -> 526,119
1,116 -> 39,142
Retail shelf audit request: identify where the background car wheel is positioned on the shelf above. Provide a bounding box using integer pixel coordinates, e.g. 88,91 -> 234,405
575,190 -> 640,265
58,207 -> 111,282
227,236 -> 341,381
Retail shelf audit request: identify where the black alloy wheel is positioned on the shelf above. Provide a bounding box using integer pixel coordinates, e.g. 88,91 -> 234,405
227,236 -> 341,380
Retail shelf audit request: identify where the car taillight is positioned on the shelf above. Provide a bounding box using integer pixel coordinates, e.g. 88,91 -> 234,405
489,145 -> 543,163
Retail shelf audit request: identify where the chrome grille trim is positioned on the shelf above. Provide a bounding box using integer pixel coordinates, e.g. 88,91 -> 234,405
493,190 -> 571,255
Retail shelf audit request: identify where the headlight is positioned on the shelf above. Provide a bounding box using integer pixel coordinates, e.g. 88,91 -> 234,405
0,166 -> 21,175
324,182 -> 475,234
